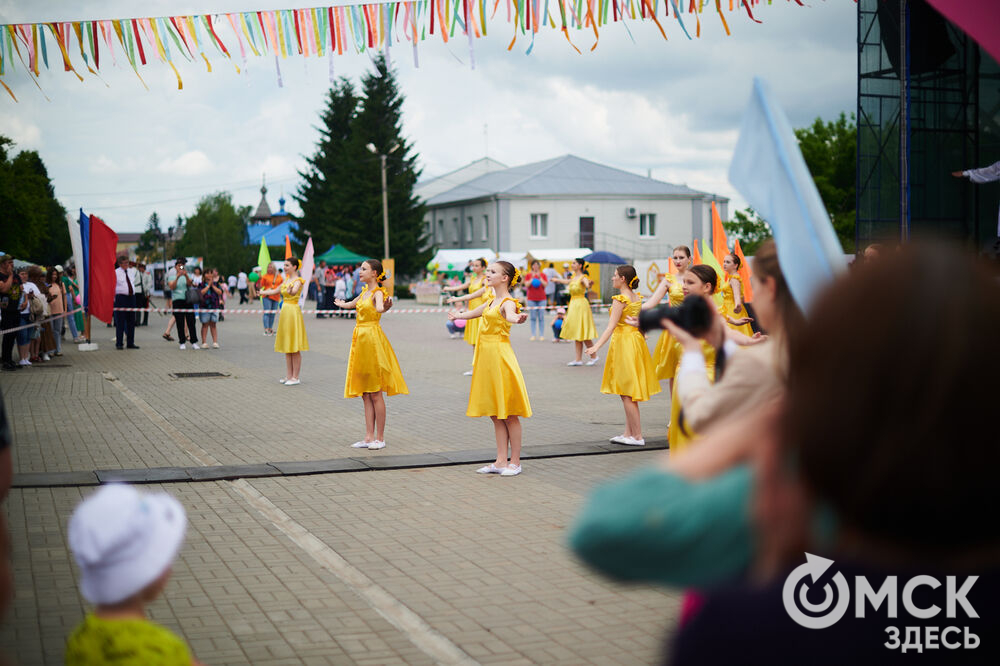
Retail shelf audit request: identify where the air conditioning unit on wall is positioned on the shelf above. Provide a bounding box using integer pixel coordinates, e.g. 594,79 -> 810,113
625,207 -> 637,218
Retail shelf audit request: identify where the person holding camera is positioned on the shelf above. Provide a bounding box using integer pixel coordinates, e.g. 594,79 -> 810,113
548,258 -> 598,366
584,265 -> 660,446
167,260 -> 199,350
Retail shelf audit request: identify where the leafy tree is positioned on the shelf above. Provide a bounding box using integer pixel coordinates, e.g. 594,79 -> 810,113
0,135 -> 70,266
296,55 -> 430,277
795,112 -> 857,252
174,192 -> 253,276
724,207 -> 772,255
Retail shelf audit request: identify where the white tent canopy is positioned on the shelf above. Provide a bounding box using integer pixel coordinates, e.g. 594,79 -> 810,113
427,248 -> 494,271
525,248 -> 592,266
495,251 -> 528,269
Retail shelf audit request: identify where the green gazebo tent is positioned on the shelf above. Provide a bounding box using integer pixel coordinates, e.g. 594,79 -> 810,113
314,244 -> 368,265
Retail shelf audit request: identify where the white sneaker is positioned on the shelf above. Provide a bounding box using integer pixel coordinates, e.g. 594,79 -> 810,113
18,359 -> 30,366
283,378 -> 300,386
192,343 -> 200,350
463,370 -> 474,376
585,356 -> 600,366
500,465 -> 522,477
622,437 -> 646,447
351,441 -> 370,449
367,440 -> 386,450
41,353 -> 50,361
609,435 -> 630,444
179,343 -> 186,350
212,343 -> 220,349
567,360 -> 583,366
279,378 -> 287,384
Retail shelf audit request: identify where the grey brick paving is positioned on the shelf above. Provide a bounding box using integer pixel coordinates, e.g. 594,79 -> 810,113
0,297 -> 681,664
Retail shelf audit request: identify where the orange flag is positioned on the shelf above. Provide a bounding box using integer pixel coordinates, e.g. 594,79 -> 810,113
667,252 -> 677,275
711,201 -> 729,264
284,235 -> 292,259
692,240 -> 702,265
734,239 -> 754,302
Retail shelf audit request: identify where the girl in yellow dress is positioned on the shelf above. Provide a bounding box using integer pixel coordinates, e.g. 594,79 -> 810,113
721,253 -> 755,338
258,257 -> 308,386
641,245 -> 692,389
549,258 -> 597,366
444,259 -> 493,376
335,260 -> 408,451
448,261 -> 531,477
584,265 -> 660,446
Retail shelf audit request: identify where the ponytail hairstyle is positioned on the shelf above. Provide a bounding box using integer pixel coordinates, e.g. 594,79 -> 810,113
688,264 -> 719,293
616,264 -> 639,291
575,258 -> 590,274
476,257 -> 488,270
287,255 -> 301,272
674,245 -> 692,258
495,260 -> 518,288
365,259 -> 386,285
727,253 -> 741,270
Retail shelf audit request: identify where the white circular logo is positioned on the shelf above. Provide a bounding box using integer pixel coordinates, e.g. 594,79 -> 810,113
782,553 -> 851,629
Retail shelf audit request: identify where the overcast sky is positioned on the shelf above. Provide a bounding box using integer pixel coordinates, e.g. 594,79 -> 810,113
0,1 -> 857,234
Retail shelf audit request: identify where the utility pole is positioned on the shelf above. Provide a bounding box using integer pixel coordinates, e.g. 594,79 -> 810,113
367,142 -> 400,259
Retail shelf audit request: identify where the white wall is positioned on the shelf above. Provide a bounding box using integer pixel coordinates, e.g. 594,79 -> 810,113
506,196 -> 697,253
425,201 -> 497,251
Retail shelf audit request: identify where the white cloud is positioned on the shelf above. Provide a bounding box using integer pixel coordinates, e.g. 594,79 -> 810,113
157,150 -> 214,176
0,116 -> 42,149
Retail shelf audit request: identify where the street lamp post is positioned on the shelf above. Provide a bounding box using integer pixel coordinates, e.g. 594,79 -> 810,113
367,142 -> 400,259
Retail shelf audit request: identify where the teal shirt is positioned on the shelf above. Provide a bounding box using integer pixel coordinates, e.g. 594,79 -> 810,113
569,465 -> 754,588
168,272 -> 187,301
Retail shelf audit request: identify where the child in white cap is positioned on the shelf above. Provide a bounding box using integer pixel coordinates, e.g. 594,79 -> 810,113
65,484 -> 199,665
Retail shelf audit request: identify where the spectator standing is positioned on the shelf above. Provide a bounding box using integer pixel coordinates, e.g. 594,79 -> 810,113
315,261 -> 328,318
45,267 -> 66,357
167,260 -> 198,350
113,256 -> 139,350
259,262 -> 283,336
61,266 -> 85,343
227,274 -> 237,296
0,255 -> 23,370
19,267 -> 45,364
543,262 -> 558,305
333,271 -> 348,318
135,262 -> 152,327
524,260 -> 548,340
237,270 -> 249,304
199,268 -> 224,349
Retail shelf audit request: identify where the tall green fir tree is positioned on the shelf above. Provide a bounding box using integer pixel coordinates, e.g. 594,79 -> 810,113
297,77 -> 358,252
296,55 -> 429,277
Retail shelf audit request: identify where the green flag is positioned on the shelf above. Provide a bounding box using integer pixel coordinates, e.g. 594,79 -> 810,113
701,239 -> 726,307
257,236 -> 271,272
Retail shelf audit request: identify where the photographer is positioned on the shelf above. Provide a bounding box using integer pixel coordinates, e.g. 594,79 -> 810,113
167,260 -> 199,350
198,268 -> 224,349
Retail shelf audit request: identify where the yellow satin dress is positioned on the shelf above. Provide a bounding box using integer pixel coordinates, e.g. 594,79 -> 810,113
274,278 -> 309,353
601,296 -> 661,402
653,274 -> 685,380
668,341 -> 717,455
560,275 -> 597,341
722,274 -> 754,337
344,285 -> 409,398
463,274 -> 487,346
467,297 -> 532,419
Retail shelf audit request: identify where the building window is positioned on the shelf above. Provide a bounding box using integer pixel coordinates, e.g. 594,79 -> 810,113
639,213 -> 656,238
437,219 -> 444,243
482,215 -> 489,241
530,213 -> 548,239
466,216 -> 474,242
453,218 -> 460,245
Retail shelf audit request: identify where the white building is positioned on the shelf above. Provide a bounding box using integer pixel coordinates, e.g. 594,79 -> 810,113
422,155 -> 728,260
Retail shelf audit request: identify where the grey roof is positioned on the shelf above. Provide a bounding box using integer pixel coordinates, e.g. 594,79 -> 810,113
425,155 -> 718,206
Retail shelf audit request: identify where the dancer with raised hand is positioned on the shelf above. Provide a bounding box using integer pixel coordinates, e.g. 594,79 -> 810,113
259,257 -> 309,386
643,245 -> 692,389
549,258 -> 598,365
445,258 -> 492,376
449,261 -> 531,477
335,260 -> 407,451
585,265 -> 660,446
721,253 -> 754,337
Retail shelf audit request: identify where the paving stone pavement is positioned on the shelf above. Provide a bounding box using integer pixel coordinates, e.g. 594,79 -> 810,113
0,297 -> 682,664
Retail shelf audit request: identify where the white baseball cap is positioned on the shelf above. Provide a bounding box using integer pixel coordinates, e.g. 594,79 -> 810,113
68,484 -> 187,605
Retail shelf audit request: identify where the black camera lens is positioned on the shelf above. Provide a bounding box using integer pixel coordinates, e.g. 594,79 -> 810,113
637,295 -> 713,336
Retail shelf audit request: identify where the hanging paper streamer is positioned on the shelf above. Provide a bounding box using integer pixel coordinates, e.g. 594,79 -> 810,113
0,0 -> 806,98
